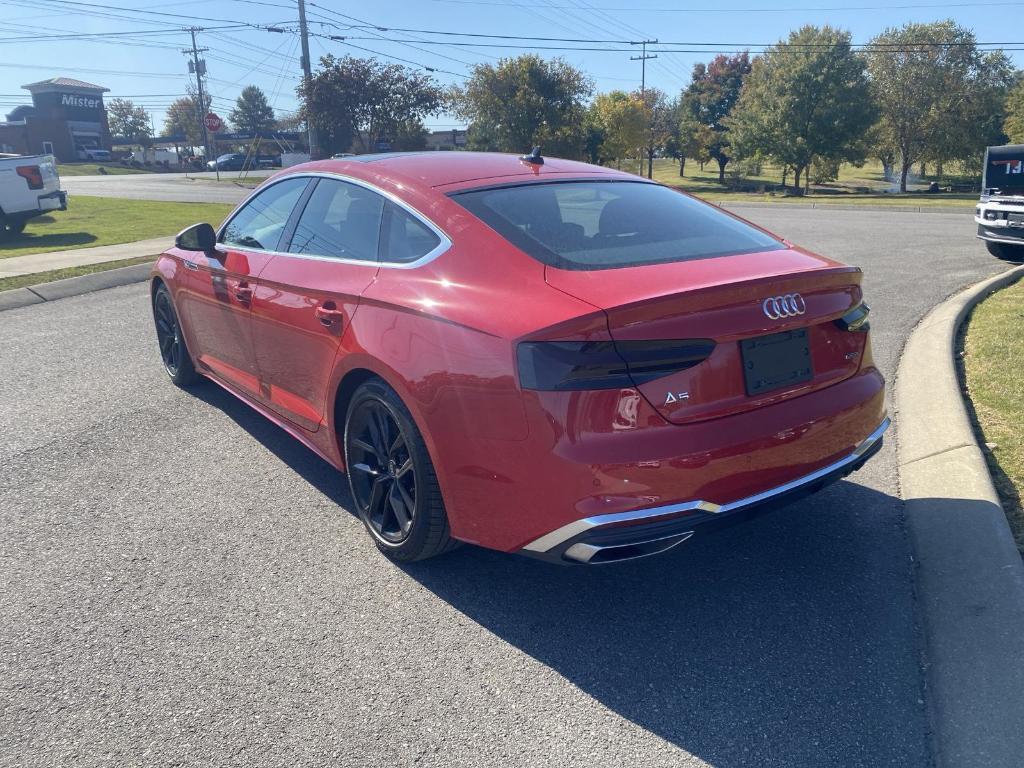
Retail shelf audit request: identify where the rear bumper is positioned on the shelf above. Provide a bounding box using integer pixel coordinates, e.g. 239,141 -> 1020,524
38,189 -> 67,212
522,417 -> 889,564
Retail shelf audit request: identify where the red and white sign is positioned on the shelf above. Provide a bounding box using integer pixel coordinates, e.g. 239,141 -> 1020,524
204,112 -> 223,133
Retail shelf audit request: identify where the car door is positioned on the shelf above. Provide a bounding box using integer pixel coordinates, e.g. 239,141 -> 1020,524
249,177 -> 385,432
180,176 -> 310,396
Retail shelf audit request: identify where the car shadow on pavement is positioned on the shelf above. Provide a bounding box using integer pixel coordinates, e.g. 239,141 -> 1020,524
187,383 -> 927,766
400,478 -> 930,767
188,382 -> 354,509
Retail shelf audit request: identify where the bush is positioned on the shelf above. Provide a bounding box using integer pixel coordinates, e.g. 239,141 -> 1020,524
810,157 -> 841,184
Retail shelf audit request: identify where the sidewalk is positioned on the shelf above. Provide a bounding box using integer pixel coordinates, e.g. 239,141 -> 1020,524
0,236 -> 170,278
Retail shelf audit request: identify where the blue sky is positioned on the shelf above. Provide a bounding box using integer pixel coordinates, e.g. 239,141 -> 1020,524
3,0 -> 1023,135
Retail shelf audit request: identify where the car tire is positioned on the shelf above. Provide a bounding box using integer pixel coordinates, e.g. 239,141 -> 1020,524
152,282 -> 199,387
344,379 -> 458,562
985,241 -> 1024,260
6,219 -> 25,235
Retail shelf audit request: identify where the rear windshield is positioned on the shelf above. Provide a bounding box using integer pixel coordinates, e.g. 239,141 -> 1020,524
451,180 -> 784,270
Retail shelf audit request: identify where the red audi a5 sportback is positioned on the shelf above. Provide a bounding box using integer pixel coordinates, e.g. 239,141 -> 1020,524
152,151 -> 887,565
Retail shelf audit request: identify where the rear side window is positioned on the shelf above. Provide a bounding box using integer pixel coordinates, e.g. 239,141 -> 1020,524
221,177 -> 308,252
288,178 -> 384,261
451,180 -> 784,270
381,201 -> 442,263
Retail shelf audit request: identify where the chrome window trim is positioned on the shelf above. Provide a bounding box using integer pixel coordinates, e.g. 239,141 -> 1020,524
522,416 -> 891,554
216,171 -> 453,269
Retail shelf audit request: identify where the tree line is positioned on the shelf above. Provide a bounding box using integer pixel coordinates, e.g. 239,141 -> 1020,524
447,20 -> 1018,193
293,18 -> 1022,194
107,18 -> 1024,190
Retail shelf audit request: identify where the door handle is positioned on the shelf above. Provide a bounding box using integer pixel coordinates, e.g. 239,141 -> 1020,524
183,260 -> 198,271
315,303 -> 345,327
234,283 -> 253,303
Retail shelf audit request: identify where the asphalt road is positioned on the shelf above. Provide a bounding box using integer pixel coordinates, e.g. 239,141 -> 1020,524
61,170 -> 273,204
0,207 -> 1012,767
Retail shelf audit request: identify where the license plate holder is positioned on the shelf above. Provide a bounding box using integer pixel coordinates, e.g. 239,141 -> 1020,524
1008,213 -> 1024,227
741,329 -> 813,396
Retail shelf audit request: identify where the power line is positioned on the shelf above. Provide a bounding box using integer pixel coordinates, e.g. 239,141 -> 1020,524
310,32 -> 467,77
423,0 -> 1024,10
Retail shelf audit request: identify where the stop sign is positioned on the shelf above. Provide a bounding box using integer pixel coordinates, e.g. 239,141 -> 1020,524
204,112 -> 223,133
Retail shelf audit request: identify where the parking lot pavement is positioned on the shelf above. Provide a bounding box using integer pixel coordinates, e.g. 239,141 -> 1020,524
0,208 -> 1010,767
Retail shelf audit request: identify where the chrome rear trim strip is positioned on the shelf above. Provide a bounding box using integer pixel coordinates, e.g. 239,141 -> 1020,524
522,417 -> 890,554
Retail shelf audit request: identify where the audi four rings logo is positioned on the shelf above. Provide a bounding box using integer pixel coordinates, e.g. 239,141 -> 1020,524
762,293 -> 807,320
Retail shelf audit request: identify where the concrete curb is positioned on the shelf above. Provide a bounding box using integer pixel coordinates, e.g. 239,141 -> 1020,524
895,264 -> 1024,768
0,262 -> 152,313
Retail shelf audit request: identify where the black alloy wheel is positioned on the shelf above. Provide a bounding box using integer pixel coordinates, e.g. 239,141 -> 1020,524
344,379 -> 456,561
152,284 -> 198,387
347,398 -> 417,543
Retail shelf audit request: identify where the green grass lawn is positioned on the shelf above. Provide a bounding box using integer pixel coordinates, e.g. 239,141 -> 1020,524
963,277 -> 1024,552
638,157 -> 977,208
0,197 -> 234,258
56,162 -> 154,176
0,255 -> 156,292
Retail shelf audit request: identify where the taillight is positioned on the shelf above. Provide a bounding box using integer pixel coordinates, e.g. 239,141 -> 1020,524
517,339 -> 715,391
17,165 -> 44,190
835,302 -> 870,332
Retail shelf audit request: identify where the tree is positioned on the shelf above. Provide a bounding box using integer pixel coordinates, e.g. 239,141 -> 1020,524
638,87 -> 671,178
727,26 -> 875,191
163,90 -> 211,148
679,52 -> 751,183
589,90 -> 648,166
867,20 -> 999,192
107,98 -> 151,141
229,85 -> 275,135
274,112 -> 305,133
299,55 -> 445,156
453,54 -> 592,159
928,51 -> 1014,179
1004,77 -> 1024,143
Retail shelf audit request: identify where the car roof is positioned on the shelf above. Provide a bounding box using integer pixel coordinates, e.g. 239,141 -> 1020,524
295,151 -> 632,191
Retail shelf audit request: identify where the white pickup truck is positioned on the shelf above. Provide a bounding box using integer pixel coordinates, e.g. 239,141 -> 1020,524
0,153 -> 67,238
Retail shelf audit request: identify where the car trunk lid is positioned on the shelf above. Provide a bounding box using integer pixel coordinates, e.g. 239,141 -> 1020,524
544,247 -> 868,424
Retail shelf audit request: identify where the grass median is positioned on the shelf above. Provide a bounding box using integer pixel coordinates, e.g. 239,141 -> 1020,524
0,255 -> 156,293
963,277 -> 1024,552
0,196 -> 234,258
645,157 -> 977,208
56,162 -> 153,176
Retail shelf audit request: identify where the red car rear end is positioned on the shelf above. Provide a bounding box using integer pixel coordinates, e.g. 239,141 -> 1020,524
153,153 -> 886,565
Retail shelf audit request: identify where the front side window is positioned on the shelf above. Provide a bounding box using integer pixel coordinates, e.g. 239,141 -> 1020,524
381,202 -> 442,263
288,178 -> 385,261
451,180 -> 785,271
221,177 -> 308,252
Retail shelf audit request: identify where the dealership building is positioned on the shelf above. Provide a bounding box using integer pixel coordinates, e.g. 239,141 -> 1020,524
0,77 -> 111,161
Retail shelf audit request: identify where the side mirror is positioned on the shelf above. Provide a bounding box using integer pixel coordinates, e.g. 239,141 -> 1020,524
175,222 -> 217,253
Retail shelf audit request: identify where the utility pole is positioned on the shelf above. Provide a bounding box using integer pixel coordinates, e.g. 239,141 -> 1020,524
184,28 -> 215,178
630,40 -> 658,179
297,0 -> 320,159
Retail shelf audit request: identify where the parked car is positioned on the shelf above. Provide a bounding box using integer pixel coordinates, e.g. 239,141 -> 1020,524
975,143 -> 1024,259
206,153 -> 247,172
0,153 -> 66,237
152,152 -> 887,564
77,147 -> 111,161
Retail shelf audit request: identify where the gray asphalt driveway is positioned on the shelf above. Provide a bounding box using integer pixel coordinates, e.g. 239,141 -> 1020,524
0,206 -> 1011,767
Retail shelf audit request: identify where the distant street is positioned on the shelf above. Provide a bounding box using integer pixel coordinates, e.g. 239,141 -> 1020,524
60,169 -> 274,204
1,206 -> 1008,767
